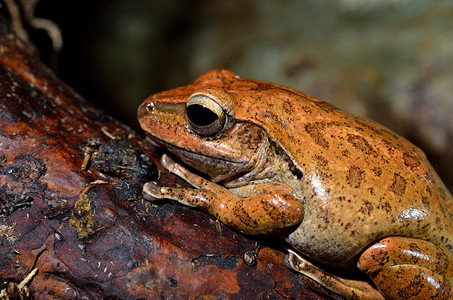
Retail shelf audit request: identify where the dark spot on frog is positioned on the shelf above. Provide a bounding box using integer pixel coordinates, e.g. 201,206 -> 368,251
282,101 -> 294,115
408,242 -> 421,254
445,241 -> 453,252
359,200 -> 374,215
234,203 -> 259,229
388,173 -> 407,196
261,199 -> 285,222
420,195 -> 430,207
372,167 -> 382,177
403,152 -> 421,171
346,134 -> 377,156
301,105 -> 312,114
344,222 -> 352,231
346,166 -> 365,188
341,149 -> 350,158
312,155 -> 332,181
237,124 -> 266,148
435,216 -> 444,230
305,122 -> 329,149
262,110 -> 281,125
314,101 -> 336,113
439,187 -> 447,202
417,223 -> 430,236
380,201 -> 392,213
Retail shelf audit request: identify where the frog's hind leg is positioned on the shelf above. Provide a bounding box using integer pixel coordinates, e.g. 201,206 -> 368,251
358,236 -> 453,300
285,250 -> 385,300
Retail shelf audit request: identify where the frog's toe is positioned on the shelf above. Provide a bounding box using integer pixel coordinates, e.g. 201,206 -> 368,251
284,249 -> 306,272
285,250 -> 385,300
160,154 -> 177,172
143,182 -> 165,200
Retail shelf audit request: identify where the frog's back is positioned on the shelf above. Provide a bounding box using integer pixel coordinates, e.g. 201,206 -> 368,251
287,108 -> 453,265
225,75 -> 453,266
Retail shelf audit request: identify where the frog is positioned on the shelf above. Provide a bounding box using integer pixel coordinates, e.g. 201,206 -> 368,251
138,69 -> 453,299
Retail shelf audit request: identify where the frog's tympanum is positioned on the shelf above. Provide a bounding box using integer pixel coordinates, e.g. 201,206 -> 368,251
138,69 -> 453,300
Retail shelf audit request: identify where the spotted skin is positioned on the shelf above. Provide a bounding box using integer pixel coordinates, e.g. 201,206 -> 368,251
138,69 -> 453,299
358,237 -> 453,299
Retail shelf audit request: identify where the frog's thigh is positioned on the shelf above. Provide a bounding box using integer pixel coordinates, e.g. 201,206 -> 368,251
285,250 -> 385,300
358,236 -> 453,300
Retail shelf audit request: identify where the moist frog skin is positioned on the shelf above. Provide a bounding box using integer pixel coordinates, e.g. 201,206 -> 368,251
138,69 -> 453,300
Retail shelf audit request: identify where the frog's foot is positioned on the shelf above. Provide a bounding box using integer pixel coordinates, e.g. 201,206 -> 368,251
285,250 -> 385,300
142,178 -> 201,208
358,236 -> 453,300
142,154 -> 222,208
143,182 -> 164,199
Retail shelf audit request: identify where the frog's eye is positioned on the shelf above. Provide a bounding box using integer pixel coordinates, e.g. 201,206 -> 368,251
186,94 -> 227,137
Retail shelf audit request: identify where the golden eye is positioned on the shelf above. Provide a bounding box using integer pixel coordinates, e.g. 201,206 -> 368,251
186,94 -> 226,137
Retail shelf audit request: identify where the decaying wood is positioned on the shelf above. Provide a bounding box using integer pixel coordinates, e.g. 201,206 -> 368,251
0,17 -> 342,299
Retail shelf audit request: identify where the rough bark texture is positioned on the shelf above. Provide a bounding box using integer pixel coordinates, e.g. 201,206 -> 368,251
0,18 -> 342,299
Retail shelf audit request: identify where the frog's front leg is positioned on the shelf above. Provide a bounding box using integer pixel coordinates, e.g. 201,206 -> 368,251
358,236 -> 453,300
143,154 -> 304,235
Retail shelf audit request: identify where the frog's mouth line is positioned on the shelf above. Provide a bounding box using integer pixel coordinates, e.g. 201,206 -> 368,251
146,134 -> 240,163
146,135 -> 251,183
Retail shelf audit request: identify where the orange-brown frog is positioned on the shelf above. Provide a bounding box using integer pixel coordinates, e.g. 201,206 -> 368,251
138,69 -> 453,299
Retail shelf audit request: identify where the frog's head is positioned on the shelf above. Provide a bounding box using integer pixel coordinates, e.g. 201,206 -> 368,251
138,69 -> 274,185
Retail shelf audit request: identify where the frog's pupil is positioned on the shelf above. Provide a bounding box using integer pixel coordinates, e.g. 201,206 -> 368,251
187,104 -> 218,126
